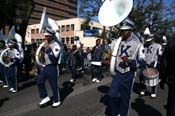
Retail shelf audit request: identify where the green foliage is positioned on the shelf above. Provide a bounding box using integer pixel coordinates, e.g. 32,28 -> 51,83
79,0 -> 175,39
0,0 -> 34,44
79,0 -> 102,20
81,17 -> 91,30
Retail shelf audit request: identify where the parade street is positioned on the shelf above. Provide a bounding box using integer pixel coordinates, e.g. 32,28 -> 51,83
0,70 -> 168,116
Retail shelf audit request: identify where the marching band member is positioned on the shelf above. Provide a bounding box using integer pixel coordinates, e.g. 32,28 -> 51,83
140,34 -> 163,98
0,40 -> 8,87
6,39 -> 21,93
108,19 -> 145,116
37,28 -> 61,108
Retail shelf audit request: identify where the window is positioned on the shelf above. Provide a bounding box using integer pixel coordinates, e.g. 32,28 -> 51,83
61,25 -> 65,32
62,38 -> 65,44
31,29 -> 35,34
66,25 -> 70,31
71,37 -> 74,44
58,26 -> 60,33
71,24 -> 74,31
36,28 -> 39,33
66,37 -> 69,44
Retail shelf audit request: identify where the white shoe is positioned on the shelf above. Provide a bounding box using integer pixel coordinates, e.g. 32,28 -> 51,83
0,80 -> 3,83
92,78 -> 97,82
39,97 -> 51,105
11,90 -> 17,93
96,79 -> 100,83
9,88 -> 14,92
52,101 -> 61,108
3,85 -> 8,88
77,67 -> 82,71
140,91 -> 145,95
70,79 -> 74,82
151,94 -> 156,98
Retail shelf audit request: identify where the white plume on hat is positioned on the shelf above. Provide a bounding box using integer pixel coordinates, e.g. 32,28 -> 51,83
144,27 -> 151,35
120,18 -> 134,30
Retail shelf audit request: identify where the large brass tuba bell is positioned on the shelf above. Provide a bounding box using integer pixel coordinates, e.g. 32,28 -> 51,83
98,0 -> 133,75
98,0 -> 133,27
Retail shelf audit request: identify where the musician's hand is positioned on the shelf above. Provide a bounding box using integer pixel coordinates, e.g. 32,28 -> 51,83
121,56 -> 130,63
45,40 -> 50,48
6,57 -> 11,62
119,62 -> 128,69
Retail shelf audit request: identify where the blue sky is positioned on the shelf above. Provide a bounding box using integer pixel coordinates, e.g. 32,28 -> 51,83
164,0 -> 174,6
77,0 -> 174,22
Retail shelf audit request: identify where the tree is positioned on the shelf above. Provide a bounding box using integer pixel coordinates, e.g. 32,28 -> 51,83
79,0 -> 102,21
79,0 -> 108,39
130,0 -> 175,39
0,0 -> 34,46
79,0 -> 175,40
16,0 -> 34,46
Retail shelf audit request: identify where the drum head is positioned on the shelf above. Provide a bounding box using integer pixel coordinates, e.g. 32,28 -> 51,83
143,68 -> 159,79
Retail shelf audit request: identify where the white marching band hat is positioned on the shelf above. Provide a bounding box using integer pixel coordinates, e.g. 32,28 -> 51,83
146,34 -> 154,42
8,39 -> 17,45
44,28 -> 55,36
120,18 -> 134,30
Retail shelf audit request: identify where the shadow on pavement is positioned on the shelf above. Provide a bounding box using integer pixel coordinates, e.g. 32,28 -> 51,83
133,82 -> 142,95
97,85 -> 109,94
60,81 -> 74,102
133,82 -> 157,97
18,79 -> 36,91
0,97 -> 9,108
97,86 -> 111,116
131,98 -> 163,116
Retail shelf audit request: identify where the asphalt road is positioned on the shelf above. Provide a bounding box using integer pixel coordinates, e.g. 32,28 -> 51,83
0,69 -> 168,116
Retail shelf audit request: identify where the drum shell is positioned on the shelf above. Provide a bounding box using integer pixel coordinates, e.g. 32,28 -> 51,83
143,68 -> 159,87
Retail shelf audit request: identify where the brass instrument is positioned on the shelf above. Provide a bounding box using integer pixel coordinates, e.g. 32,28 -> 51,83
0,26 -> 24,67
35,7 -> 61,67
98,0 -> 133,75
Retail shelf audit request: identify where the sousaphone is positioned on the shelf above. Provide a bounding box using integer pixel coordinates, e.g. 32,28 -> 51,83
36,7 -> 61,67
98,0 -> 133,75
0,26 -> 24,67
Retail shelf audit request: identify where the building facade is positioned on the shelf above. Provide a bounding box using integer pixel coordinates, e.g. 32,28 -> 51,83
25,18 -> 103,48
29,0 -> 77,24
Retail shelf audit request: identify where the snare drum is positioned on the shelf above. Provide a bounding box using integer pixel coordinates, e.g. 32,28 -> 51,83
143,68 -> 159,87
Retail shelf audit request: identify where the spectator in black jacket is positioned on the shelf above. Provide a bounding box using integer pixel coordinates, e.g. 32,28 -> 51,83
159,38 -> 175,116
91,39 -> 105,83
69,45 -> 80,82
